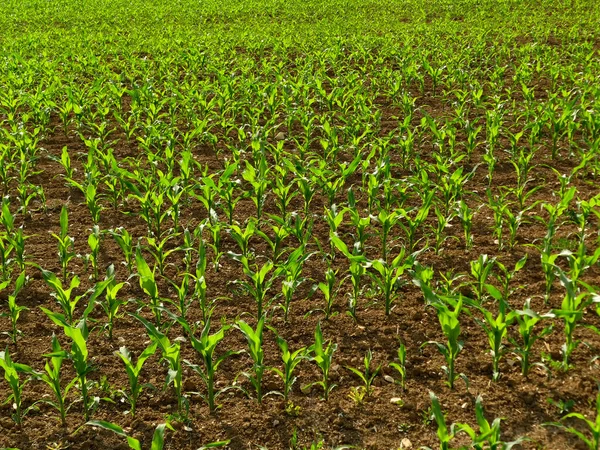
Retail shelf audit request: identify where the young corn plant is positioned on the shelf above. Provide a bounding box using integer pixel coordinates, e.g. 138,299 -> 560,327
389,342 -> 407,390
115,342 -> 158,417
277,247 -> 311,322
144,233 -> 181,276
455,395 -> 525,449
0,233 -> 14,282
368,250 -> 413,315
242,157 -> 269,222
51,205 -> 76,282
346,207 -> 373,255
41,309 -> 96,421
376,209 -> 399,261
287,213 -> 315,248
85,183 -> 102,224
86,421 -> 181,450
111,227 -> 134,274
84,225 -> 101,281
195,175 -> 219,225
175,315 -> 238,413
129,188 -> 170,237
469,254 -> 495,301
165,182 -> 186,232
508,299 -> 554,377
207,221 -> 225,272
135,247 -> 163,326
314,265 -> 339,319
181,226 -> 201,274
38,335 -> 73,425
398,191 -> 434,252
345,349 -> 381,397
545,388 -> 600,450
0,349 -> 38,425
323,205 -> 346,253
456,199 -> 475,250
304,322 -> 337,400
422,392 -> 457,450
534,189 -> 576,301
41,269 -> 111,324
236,317 -> 266,403
432,207 -> 457,255
552,267 -> 598,368
228,220 -> 256,259
257,222 -> 290,263
216,160 -> 242,225
417,281 -> 465,390
2,271 -> 28,345
230,255 -> 277,319
494,255 -> 528,303
271,335 -> 307,401
486,189 -> 509,251
560,242 -> 600,284
134,314 -> 185,415
330,232 -> 368,321
98,265 -> 127,340
193,246 -> 219,323
468,293 -> 513,381
7,226 -> 29,272
169,272 -> 193,320
272,166 -> 297,221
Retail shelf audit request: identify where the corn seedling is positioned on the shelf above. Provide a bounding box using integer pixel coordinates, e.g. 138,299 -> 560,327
454,395 -> 525,449
116,343 -> 157,416
271,334 -> 307,401
368,250 -> 413,315
51,205 -> 76,282
388,342 -> 407,390
545,388 -> 600,450
134,314 -> 186,415
38,335 -> 73,425
468,294 -> 512,381
304,322 -> 337,400
0,349 -> 38,425
98,265 -> 128,340
277,246 -> 311,322
84,225 -> 101,281
330,232 -> 368,321
144,233 -> 181,276
469,254 -> 495,301
551,267 -> 599,368
176,316 -> 238,413
41,269 -> 110,324
230,255 -> 276,319
86,421 -> 179,450
422,392 -> 456,450
456,199 -> 475,250
417,280 -> 465,389
508,299 -> 554,377
345,349 -> 381,396
41,309 -> 96,420
2,271 -> 28,344
315,265 -> 339,320
236,316 -> 266,403
111,227 -> 135,274
135,247 -> 163,326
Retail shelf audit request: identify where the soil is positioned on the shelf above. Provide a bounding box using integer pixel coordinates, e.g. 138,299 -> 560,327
1,62 -> 600,450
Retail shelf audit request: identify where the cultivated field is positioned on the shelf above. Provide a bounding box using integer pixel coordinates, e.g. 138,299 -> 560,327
1,0 -> 600,448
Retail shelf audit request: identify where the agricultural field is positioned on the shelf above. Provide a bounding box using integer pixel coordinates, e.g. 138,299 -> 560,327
1,0 -> 600,448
